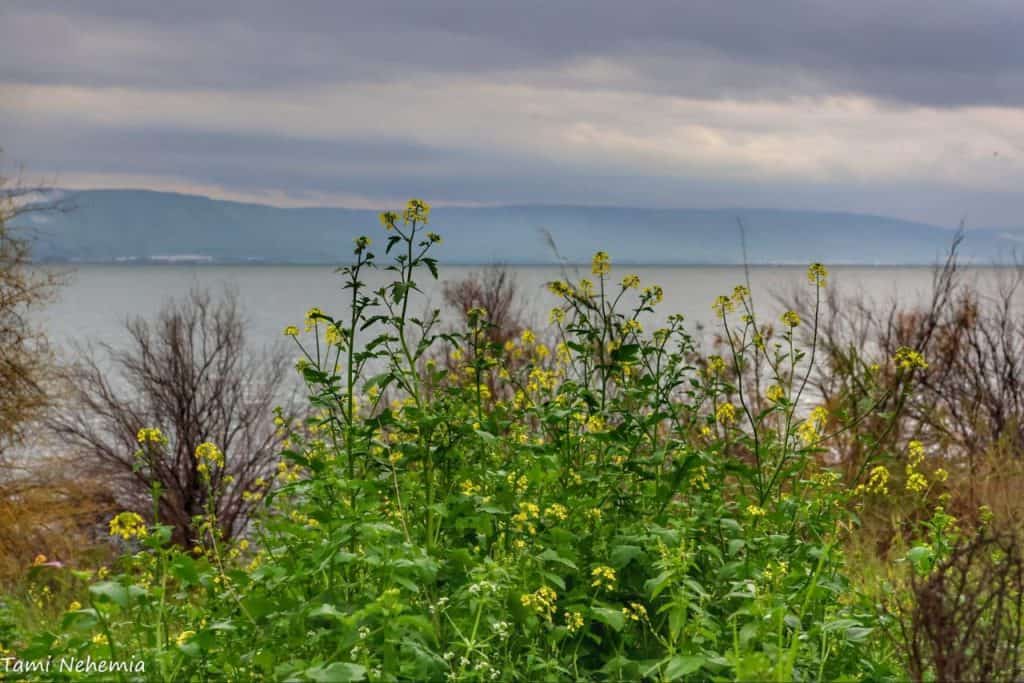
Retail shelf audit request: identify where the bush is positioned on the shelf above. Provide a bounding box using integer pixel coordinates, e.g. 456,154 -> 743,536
47,288 -> 297,547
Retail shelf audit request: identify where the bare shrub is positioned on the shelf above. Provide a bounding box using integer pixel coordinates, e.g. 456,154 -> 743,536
48,288 -> 297,546
898,529 -> 1024,682
0,175 -> 66,457
442,265 -> 524,347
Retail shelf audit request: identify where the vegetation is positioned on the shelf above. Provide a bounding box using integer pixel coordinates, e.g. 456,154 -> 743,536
1,200 -> 1020,681
48,288 -> 298,546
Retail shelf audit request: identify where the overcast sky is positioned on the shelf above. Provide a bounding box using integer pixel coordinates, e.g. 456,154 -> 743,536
2,1 -> 1023,225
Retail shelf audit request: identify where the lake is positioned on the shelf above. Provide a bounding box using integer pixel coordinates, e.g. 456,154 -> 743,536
34,263 -> 1006,355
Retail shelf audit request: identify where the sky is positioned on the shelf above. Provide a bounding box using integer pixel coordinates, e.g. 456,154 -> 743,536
1,0 -> 1023,226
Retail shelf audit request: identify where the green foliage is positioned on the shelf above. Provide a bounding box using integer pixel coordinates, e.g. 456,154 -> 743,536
6,200 -> 947,681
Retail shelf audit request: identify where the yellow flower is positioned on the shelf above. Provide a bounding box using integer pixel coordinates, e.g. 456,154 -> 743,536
136,427 -> 168,445
403,198 -> 431,225
564,610 -> 585,633
621,274 -> 640,289
893,347 -> 928,371
766,384 -> 785,403
547,280 -> 572,297
426,231 -> 442,243
175,630 -> 196,646
933,468 -> 949,483
544,503 -> 568,521
797,406 -> 828,445
807,263 -> 828,287
521,586 -> 558,620
622,601 -> 647,622
591,565 -> 617,590
712,295 -> 735,317
379,211 -> 399,231
856,465 -> 890,495
353,235 -> 371,250
642,285 -> 663,304
91,633 -> 108,646
908,440 -> 925,466
109,511 -> 148,540
732,285 -> 750,302
304,307 -> 324,332
622,319 -> 642,335
746,504 -> 766,518
195,442 -> 225,467
706,355 -> 726,376
325,325 -> 344,347
781,310 -> 801,327
716,402 -> 737,425
905,470 -> 928,493
521,329 -> 536,345
283,325 -> 299,337
68,601 -> 82,611
591,250 -> 611,276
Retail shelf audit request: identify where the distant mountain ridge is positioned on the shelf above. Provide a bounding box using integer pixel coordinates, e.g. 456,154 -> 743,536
15,189 -> 1023,265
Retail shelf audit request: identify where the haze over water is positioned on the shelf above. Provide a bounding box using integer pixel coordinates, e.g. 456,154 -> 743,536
35,264 -> 1004,354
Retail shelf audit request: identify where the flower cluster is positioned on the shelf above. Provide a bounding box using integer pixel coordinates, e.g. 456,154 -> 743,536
716,402 -> 737,425
855,465 -> 890,496
564,610 -> 585,633
136,427 -> 168,446
195,442 -> 225,477
905,440 -> 929,493
893,347 -> 928,371
807,263 -> 828,287
590,565 -> 616,591
520,586 -> 558,620
109,511 -> 148,541
403,198 -> 431,225
591,251 -> 611,276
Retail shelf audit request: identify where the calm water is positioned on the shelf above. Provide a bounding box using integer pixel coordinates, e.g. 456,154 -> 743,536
34,263 -> 1001,354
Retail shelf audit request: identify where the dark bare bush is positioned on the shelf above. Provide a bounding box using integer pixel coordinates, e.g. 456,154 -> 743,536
439,265 -> 529,402
442,265 -> 524,347
899,529 -> 1024,682
48,288 -> 298,546
0,175 -> 67,458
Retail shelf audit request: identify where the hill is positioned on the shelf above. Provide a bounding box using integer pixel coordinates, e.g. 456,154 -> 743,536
15,189 -> 1022,265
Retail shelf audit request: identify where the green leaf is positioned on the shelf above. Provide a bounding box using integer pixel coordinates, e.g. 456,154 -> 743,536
89,581 -> 129,608
304,662 -> 368,682
664,655 -> 706,679
591,606 -> 626,632
539,548 -> 578,570
610,544 -> 643,569
612,344 -> 640,363
170,555 -> 199,585
308,604 -> 345,621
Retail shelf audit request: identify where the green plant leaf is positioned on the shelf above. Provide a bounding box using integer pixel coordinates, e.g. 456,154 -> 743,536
304,662 -> 367,682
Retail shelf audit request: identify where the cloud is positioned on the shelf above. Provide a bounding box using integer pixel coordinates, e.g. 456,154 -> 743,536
2,1 -> 1024,225
4,1 -> 1024,106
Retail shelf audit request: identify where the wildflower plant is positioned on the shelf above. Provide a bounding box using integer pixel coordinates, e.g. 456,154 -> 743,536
10,200 -> 929,681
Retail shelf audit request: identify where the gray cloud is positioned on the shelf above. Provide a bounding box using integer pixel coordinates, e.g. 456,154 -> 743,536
2,1 -> 1024,226
3,1 -> 1023,106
